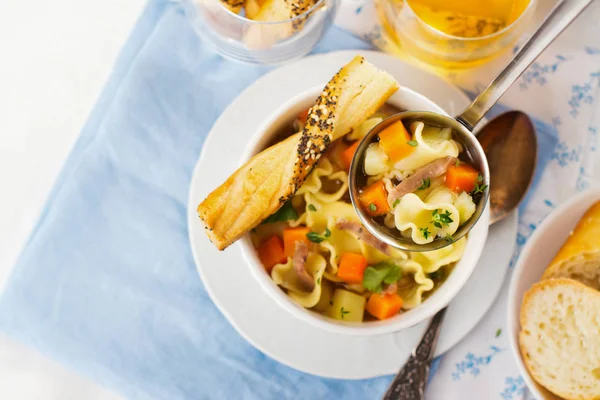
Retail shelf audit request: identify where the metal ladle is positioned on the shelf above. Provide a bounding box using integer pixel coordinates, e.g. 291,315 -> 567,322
348,0 -> 593,253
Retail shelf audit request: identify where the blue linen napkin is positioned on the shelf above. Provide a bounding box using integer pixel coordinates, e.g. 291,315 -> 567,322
0,0 -> 557,399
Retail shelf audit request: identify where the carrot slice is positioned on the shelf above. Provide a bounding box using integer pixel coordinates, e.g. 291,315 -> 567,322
445,163 -> 480,193
297,109 -> 309,125
341,141 -> 360,170
257,235 -> 286,272
377,120 -> 415,163
366,293 -> 403,320
358,180 -> 390,217
337,253 -> 368,284
283,227 -> 310,258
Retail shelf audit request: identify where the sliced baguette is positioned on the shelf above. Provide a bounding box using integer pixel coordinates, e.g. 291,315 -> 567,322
542,201 -> 600,290
519,278 -> 600,400
197,56 -> 399,250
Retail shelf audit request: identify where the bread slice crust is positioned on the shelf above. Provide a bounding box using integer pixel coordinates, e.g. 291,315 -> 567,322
519,278 -> 600,400
542,201 -> 600,290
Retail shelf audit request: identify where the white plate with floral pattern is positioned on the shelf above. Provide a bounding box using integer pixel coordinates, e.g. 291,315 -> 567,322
188,50 -> 518,378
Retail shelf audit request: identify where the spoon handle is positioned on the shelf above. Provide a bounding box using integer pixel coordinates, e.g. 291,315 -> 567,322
457,0 -> 594,130
381,308 -> 447,400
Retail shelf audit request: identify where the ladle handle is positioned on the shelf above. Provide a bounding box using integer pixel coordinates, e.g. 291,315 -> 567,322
456,0 -> 594,131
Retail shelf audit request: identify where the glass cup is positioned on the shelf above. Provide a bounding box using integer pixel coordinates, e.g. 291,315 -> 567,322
375,0 -> 537,69
184,0 -> 339,65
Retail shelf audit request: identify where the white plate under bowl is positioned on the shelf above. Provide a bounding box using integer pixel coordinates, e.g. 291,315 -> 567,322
188,50 -> 518,378
507,187 -> 600,399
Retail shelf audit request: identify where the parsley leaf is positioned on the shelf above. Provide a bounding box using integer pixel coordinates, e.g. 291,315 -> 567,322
263,200 -> 298,224
369,203 -> 377,212
340,307 -> 350,319
418,177 -> 431,190
420,227 -> 431,239
495,328 -> 502,337
392,199 -> 400,208
306,228 -> 331,243
472,174 -> 488,194
306,232 -> 325,243
362,262 -> 402,293
445,234 -> 454,243
317,277 -> 321,285
432,209 -> 453,228
407,140 -> 418,147
428,269 -> 444,281
308,204 -> 317,212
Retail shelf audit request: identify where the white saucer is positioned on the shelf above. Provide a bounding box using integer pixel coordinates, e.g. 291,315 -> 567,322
188,50 -> 518,379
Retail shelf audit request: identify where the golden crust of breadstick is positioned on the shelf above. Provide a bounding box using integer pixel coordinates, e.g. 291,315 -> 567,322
197,56 -> 399,250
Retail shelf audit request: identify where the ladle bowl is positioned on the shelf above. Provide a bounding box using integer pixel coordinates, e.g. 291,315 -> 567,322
349,112 -> 490,252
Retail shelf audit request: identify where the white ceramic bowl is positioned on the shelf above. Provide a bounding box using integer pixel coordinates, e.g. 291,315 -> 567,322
507,187 -> 600,399
239,86 -> 490,335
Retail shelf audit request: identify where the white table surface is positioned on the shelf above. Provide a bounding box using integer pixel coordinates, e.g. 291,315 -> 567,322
0,0 -> 144,398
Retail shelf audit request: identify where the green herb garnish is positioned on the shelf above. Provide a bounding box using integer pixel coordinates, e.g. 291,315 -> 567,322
418,177 -> 431,190
496,328 -> 502,337
407,140 -> 418,147
392,199 -> 400,208
363,262 -> 402,293
432,209 -> 453,228
306,232 -> 325,243
472,174 -> 488,194
317,277 -> 321,285
420,227 -> 431,239
263,200 -> 298,224
340,307 -> 350,319
455,159 -> 461,167
308,204 -> 317,212
428,269 -> 444,281
306,228 -> 330,243
369,203 -> 377,212
445,234 -> 454,243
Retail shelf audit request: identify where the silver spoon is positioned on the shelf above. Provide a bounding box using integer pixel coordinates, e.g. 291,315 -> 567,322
348,0 -> 593,253
381,110 -> 536,399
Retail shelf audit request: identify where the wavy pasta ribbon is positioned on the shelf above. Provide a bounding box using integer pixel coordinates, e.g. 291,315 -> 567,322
271,253 -> 327,308
393,121 -> 460,171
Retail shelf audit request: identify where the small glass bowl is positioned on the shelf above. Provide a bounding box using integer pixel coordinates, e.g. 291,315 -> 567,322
184,0 -> 339,65
375,0 -> 537,69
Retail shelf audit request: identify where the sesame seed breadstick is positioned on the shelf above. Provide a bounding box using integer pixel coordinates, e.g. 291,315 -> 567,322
197,56 -> 399,250
219,0 -> 244,14
243,0 -> 318,49
244,0 -> 265,19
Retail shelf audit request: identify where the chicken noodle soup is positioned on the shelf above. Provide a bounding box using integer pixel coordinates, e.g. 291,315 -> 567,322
251,110 -> 467,323
357,119 -> 486,245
